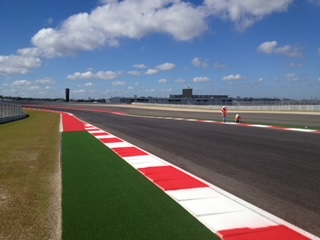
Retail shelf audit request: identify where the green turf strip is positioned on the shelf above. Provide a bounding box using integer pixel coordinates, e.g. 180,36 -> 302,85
62,132 -> 219,240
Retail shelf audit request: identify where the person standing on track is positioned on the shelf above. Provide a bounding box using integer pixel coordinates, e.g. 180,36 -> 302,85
221,106 -> 227,123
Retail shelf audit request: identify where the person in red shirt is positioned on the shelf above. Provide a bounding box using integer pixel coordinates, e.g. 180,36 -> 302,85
221,106 -> 227,123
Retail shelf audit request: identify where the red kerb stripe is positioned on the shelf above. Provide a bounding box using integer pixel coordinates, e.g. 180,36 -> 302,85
92,132 -> 110,136
100,138 -> 123,143
112,147 -> 149,157
62,113 -> 86,132
218,225 -> 311,240
139,166 -> 208,190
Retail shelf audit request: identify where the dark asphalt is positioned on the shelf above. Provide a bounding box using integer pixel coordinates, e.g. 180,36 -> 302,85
24,103 -> 320,236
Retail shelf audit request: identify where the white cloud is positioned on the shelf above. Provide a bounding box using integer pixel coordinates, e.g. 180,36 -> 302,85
0,0 -> 300,80
285,63 -> 304,68
85,82 -> 95,87
193,76 -> 210,83
192,57 -> 208,68
47,17 -> 54,25
145,69 -> 159,75
158,79 -> 167,84
1,0 -> 297,82
257,41 -> 277,54
31,0 -> 207,58
17,48 -> 42,57
257,41 -> 302,58
204,0 -> 293,30
29,86 -> 40,91
308,0 -> 320,6
12,80 -> 32,87
214,62 -> 227,69
175,78 -> 187,83
222,74 -> 245,81
132,64 -> 148,69
2,79 -> 58,98
67,70 -> 119,80
284,73 -> 301,82
145,88 -> 155,93
0,55 -> 42,76
128,70 -> 141,76
35,77 -> 55,84
73,89 -> 86,94
285,73 -> 296,78
156,62 -> 176,71
112,81 -> 126,86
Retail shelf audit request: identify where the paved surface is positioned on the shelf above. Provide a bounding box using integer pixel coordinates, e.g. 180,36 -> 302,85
24,103 -> 320,236
56,103 -> 320,128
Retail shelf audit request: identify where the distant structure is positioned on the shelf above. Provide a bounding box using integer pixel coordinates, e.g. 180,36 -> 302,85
169,88 -> 230,105
65,88 -> 70,102
106,88 -> 231,105
182,88 -> 192,98
105,88 -> 283,105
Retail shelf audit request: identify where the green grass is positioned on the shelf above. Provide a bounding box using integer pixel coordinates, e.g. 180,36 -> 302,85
62,132 -> 219,240
0,110 -> 61,240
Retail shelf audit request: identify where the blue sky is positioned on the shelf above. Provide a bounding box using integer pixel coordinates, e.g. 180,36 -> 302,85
1,0 -> 320,100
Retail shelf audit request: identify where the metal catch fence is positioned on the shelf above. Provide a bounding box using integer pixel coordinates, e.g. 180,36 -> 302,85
0,101 -> 26,124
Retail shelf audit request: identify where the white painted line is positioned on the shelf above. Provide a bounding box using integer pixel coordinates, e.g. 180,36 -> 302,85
94,135 -> 114,139
87,130 -> 105,134
198,210 -> 277,232
104,142 -> 133,148
173,118 -> 184,120
166,187 -> 220,201
127,161 -> 167,169
85,127 -> 99,130
250,124 -> 272,128
59,114 -> 63,132
180,196 -> 247,217
122,155 -> 168,169
285,128 -> 317,133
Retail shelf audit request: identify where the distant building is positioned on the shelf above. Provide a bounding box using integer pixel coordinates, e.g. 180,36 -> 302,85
106,88 -> 231,105
105,87 -> 287,105
182,88 -> 192,98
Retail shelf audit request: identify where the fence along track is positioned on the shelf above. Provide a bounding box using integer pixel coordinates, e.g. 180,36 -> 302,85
0,101 -> 27,124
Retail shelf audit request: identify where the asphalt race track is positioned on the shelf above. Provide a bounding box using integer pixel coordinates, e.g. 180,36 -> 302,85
24,103 -> 320,236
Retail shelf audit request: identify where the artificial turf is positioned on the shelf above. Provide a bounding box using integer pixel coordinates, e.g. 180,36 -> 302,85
62,132 -> 219,240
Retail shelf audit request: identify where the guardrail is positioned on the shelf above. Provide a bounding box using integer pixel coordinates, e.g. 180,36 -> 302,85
132,103 -> 320,112
0,101 -> 27,124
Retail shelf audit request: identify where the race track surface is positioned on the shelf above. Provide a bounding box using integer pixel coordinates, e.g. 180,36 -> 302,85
24,103 -> 320,236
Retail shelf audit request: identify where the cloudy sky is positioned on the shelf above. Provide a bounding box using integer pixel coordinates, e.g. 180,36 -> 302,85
1,0 -> 320,100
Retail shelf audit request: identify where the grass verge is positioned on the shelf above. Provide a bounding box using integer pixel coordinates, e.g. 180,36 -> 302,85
62,132 -> 219,240
0,110 -> 61,240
